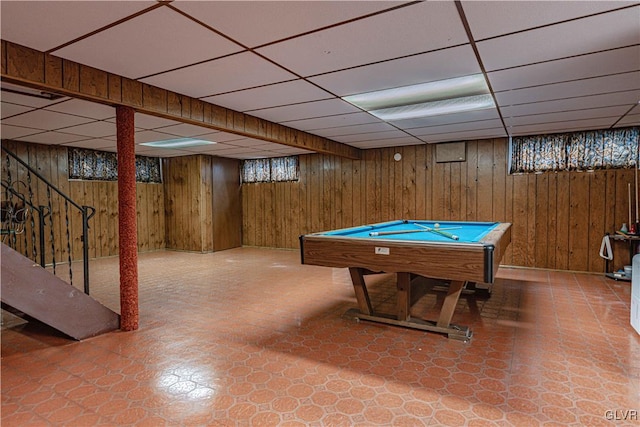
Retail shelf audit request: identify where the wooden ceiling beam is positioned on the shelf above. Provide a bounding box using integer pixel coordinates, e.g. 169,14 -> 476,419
1,41 -> 361,160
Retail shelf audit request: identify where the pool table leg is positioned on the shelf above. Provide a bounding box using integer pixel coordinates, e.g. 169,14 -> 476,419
396,272 -> 411,321
437,280 -> 465,328
349,267 -> 373,315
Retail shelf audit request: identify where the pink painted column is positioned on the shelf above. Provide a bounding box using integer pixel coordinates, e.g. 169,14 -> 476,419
116,106 -> 139,331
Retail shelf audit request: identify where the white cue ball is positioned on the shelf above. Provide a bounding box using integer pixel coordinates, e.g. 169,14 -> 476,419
434,223 -> 440,228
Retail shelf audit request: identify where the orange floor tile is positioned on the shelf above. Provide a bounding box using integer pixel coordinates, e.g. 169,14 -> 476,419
2,248 -> 639,426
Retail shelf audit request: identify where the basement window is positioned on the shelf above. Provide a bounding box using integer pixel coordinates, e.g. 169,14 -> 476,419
68,147 -> 162,183
242,156 -> 299,183
509,126 -> 639,174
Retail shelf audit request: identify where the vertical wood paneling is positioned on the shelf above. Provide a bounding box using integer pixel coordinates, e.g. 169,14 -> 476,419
568,172 -> 590,271
211,157 -> 241,251
432,159 -> 446,220
1,141 -> 165,261
477,140 -> 494,221
404,146 -> 417,219
240,137 -> 634,274
492,140 -> 507,223
588,171 -> 607,272
415,146 -> 427,220
364,150 -> 378,223
525,173 -> 536,267
555,172 -> 571,270
511,174 -> 528,266
381,149 -> 392,221
546,173 -> 558,269
534,173 -> 549,268
450,161 -> 462,221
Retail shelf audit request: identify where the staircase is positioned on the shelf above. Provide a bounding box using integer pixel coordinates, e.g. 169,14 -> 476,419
1,244 -> 119,340
1,143 -> 118,339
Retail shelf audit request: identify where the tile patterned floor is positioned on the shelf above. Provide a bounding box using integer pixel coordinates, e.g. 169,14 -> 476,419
2,248 -> 639,426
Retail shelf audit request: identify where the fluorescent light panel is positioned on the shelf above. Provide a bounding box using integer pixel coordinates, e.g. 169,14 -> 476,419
370,94 -> 495,121
342,74 -> 495,120
140,138 -> 216,149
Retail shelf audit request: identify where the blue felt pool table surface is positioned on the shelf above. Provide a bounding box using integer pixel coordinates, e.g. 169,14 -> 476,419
321,220 -> 499,244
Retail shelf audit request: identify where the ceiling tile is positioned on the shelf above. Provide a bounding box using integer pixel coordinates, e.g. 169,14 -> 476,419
423,128 -> 507,143
155,123 -> 217,138
55,121 -> 116,138
477,6 -> 640,71
614,112 -> 640,127
53,6 -> 244,79
510,117 -> 621,135
488,45 -> 640,92
194,142 -> 241,153
407,119 -> 505,137
133,146 -> 193,157
1,124 -> 42,140
504,105 -> 632,127
0,1 -> 155,52
173,1 -> 402,47
256,2 -> 468,76
45,99 -> 115,120
247,99 -> 361,123
500,91 -> 640,117
495,72 -> 640,106
2,110 -> 95,130
1,102 -> 34,119
201,80 -> 332,112
462,1 -> 635,40
132,114 -> 181,130
140,52 -> 297,98
332,130 -> 409,144
17,131 -> 90,145
309,122 -> 398,138
390,109 -> 501,130
283,112 -> 380,131
349,136 -> 424,149
62,138 -> 117,150
309,45 -> 481,96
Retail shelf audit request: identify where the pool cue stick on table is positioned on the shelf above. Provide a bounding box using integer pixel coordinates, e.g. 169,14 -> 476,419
368,225 -> 462,237
413,222 -> 460,240
369,229 -> 426,236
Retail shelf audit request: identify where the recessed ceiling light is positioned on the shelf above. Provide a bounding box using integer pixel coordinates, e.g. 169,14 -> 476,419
140,138 -> 216,149
343,74 -> 489,111
369,94 -> 495,121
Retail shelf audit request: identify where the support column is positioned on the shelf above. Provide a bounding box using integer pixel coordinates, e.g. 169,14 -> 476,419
116,106 -> 139,331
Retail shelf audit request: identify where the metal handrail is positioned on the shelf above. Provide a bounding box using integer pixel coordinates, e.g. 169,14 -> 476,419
1,145 -> 94,294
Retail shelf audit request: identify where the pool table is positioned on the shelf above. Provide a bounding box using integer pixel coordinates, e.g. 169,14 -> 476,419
299,220 -> 511,341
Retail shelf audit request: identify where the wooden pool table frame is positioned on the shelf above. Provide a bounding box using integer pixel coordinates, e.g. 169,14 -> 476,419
300,220 -> 512,341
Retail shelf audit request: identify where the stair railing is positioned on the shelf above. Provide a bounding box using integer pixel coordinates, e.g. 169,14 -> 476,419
1,145 -> 95,294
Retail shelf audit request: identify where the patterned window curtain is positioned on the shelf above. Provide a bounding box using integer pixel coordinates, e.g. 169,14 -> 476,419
68,148 -> 162,183
242,157 -> 299,183
242,158 -> 270,183
271,156 -> 298,181
510,127 -> 639,173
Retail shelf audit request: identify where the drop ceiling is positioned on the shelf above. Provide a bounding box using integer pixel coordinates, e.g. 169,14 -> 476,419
1,0 -> 638,159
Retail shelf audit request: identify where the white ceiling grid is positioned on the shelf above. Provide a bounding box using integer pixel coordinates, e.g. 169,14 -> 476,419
0,0 -> 638,159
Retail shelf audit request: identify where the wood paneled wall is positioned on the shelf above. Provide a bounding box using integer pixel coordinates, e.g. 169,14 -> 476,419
164,155 -> 241,252
242,138 -> 638,273
1,140 -> 165,262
